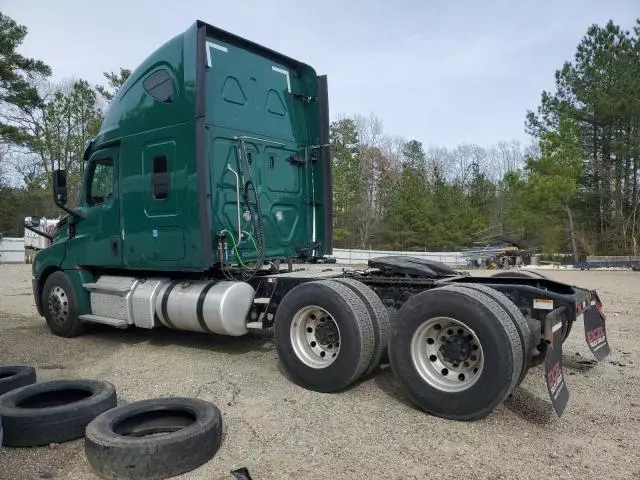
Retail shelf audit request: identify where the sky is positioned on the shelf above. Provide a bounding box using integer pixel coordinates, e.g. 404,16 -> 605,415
2,0 -> 638,149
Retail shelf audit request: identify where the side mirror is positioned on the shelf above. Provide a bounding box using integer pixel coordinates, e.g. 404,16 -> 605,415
53,169 -> 68,206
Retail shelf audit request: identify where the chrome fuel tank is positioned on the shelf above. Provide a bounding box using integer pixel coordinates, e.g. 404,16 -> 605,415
155,280 -> 255,336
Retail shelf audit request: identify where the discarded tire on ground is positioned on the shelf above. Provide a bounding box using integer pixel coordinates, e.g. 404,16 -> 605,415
388,286 -> 523,420
443,284 -> 534,388
333,278 -> 391,377
85,397 -> 223,480
0,379 -> 116,447
274,280 -> 375,392
0,365 -> 36,396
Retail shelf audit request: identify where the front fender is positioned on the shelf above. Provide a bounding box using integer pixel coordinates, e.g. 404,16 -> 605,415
63,268 -> 95,316
32,241 -> 66,279
31,241 -> 67,316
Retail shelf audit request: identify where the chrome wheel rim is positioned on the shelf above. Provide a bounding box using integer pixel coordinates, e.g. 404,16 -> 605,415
48,286 -> 69,324
290,305 -> 340,368
410,316 -> 484,392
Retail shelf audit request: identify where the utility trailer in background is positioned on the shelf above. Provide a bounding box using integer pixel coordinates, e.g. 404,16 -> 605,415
28,20 -> 611,421
23,217 -> 58,264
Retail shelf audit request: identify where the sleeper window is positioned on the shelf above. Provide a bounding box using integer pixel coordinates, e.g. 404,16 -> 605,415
153,155 -> 169,200
143,69 -> 174,103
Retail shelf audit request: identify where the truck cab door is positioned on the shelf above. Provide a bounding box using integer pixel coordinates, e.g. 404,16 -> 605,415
69,147 -> 123,268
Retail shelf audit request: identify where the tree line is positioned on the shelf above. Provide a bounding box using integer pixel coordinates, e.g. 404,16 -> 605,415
1,12 -> 639,257
0,12 -> 129,236
331,19 -> 640,256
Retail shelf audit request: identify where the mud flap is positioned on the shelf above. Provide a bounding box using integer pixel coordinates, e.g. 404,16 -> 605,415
544,310 -> 570,417
584,291 -> 611,362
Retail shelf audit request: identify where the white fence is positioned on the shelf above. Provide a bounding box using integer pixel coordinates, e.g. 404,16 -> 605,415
587,255 -> 640,263
332,248 -> 466,267
0,240 -> 469,267
0,237 -> 25,264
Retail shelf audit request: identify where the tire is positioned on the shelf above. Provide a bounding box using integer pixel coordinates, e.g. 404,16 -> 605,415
274,280 -> 375,392
562,318 -> 573,342
333,278 -> 390,377
448,284 -> 533,388
0,379 -> 117,447
388,286 -> 523,420
85,397 -> 222,480
0,365 -> 36,396
42,270 -> 84,337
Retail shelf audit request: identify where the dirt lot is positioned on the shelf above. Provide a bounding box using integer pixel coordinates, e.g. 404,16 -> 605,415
0,264 -> 639,480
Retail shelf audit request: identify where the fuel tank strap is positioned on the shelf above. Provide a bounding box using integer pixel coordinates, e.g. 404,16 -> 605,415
160,281 -> 180,329
196,282 -> 217,334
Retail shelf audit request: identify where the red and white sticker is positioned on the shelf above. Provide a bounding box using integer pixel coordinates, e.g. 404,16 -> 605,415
534,298 -> 554,310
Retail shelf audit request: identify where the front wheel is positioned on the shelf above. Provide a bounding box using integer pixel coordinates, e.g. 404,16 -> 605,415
42,271 -> 84,338
274,280 -> 376,392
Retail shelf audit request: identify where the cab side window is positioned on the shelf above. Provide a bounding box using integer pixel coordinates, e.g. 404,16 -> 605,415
86,158 -> 114,206
153,155 -> 169,200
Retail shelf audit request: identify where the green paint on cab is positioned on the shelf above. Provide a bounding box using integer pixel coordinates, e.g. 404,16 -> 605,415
34,20 -> 331,281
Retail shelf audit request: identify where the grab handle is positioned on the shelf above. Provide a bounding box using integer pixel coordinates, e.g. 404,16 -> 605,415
227,164 -> 243,241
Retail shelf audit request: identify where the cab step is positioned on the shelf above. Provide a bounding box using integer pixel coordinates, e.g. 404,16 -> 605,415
82,283 -> 132,296
79,314 -> 129,329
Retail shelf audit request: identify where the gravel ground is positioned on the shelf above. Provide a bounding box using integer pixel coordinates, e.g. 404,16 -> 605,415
0,263 -> 639,480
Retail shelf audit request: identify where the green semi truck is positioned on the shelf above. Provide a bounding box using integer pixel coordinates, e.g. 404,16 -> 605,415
29,20 -> 610,420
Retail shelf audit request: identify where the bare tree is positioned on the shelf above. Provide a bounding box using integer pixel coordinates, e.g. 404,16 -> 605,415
486,140 -> 525,181
450,144 -> 486,190
0,141 -> 10,186
352,113 -> 386,248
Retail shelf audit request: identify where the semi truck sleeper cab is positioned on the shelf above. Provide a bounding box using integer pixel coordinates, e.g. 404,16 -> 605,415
29,20 -> 611,421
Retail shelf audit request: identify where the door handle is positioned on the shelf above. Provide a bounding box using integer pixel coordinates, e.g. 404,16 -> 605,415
110,238 -> 119,256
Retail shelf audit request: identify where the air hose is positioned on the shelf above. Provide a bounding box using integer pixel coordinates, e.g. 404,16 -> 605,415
222,137 -> 265,281
241,179 -> 265,279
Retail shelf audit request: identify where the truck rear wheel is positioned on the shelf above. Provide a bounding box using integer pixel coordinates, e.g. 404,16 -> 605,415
274,280 -> 375,392
443,284 -> 533,388
388,286 -> 523,420
42,271 -> 84,338
333,278 -> 390,377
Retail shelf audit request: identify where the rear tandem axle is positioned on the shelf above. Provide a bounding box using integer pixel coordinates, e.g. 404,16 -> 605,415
248,260 -> 610,420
